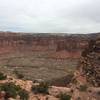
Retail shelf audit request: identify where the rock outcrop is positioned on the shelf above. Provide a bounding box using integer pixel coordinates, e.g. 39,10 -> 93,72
76,38 -> 100,86
71,38 -> 100,100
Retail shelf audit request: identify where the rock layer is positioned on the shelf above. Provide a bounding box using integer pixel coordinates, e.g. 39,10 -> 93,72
0,32 -> 99,58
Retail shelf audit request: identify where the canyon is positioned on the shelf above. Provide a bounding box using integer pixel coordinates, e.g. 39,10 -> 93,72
0,37 -> 99,100
0,32 -> 99,84
0,32 -> 99,55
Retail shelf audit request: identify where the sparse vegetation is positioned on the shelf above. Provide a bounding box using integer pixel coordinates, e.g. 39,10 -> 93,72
0,82 -> 21,99
18,89 -> 29,100
32,82 -> 49,94
79,85 -> 88,92
0,82 -> 29,99
58,92 -> 71,100
0,72 -> 7,80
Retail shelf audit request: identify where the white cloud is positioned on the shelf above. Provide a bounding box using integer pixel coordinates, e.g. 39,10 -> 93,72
0,0 -> 100,33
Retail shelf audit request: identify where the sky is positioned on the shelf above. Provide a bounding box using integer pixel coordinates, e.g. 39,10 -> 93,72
0,0 -> 100,33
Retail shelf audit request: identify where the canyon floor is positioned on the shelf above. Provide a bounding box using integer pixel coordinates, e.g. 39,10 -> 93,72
0,51 -> 79,85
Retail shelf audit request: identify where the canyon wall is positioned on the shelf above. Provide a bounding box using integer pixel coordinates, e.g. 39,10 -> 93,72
0,32 -> 99,58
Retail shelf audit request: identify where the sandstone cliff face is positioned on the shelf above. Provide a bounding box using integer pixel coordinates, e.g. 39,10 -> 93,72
0,32 -> 99,58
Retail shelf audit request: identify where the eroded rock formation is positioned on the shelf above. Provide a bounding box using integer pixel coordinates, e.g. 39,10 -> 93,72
78,38 -> 100,86
0,32 -> 99,58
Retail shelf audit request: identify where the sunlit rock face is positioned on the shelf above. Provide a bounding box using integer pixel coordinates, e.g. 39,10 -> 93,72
0,32 -> 99,58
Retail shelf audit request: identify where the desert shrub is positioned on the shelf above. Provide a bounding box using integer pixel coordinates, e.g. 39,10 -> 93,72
32,82 -> 49,94
18,89 -> 29,100
79,85 -> 88,92
0,72 -> 7,80
13,70 -> 24,79
58,92 -> 71,100
0,82 -> 21,99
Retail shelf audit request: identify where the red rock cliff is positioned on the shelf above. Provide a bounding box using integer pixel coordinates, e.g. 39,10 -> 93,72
0,32 -> 99,58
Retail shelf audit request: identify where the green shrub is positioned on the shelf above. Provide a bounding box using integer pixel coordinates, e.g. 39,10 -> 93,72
32,82 -> 49,94
79,85 -> 88,92
0,72 -> 7,80
18,89 -> 29,100
0,82 -> 21,99
58,92 -> 71,100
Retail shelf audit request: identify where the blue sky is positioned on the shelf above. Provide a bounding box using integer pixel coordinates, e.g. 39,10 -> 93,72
0,0 -> 100,33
